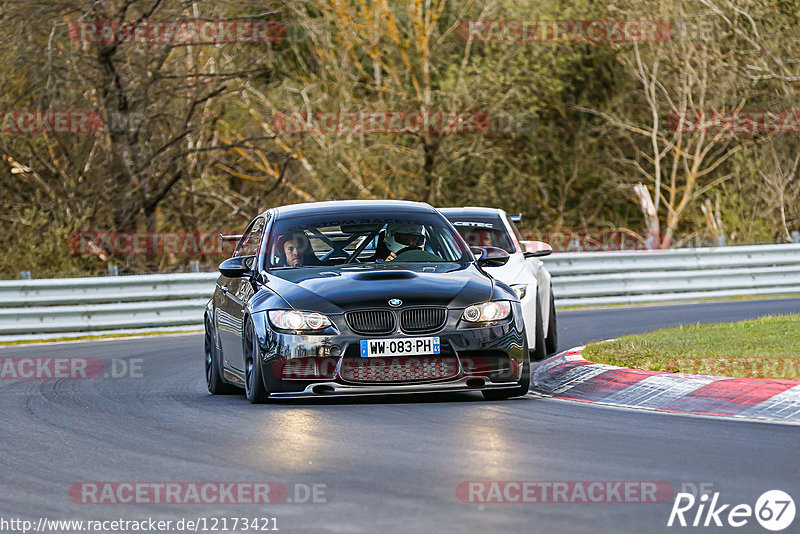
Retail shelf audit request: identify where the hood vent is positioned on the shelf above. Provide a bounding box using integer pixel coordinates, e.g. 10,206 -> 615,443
352,271 -> 417,281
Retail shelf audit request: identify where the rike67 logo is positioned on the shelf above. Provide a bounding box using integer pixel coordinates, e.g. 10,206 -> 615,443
668,490 -> 795,531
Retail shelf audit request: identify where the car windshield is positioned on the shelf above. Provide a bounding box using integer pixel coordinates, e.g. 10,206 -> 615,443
445,216 -> 516,253
266,211 -> 470,269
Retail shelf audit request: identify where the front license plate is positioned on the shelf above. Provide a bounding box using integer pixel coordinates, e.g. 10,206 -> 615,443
360,337 -> 441,357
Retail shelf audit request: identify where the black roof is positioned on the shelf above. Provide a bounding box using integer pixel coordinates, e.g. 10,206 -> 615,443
269,199 -> 436,219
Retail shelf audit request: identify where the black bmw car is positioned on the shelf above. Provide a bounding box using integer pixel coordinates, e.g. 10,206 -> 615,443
204,200 -> 528,403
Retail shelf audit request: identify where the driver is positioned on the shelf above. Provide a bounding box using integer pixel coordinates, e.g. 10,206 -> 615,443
463,229 -> 492,248
382,223 -> 426,261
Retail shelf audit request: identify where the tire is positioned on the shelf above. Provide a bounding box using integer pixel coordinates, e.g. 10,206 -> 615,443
529,295 -> 548,361
482,352 -> 530,401
243,318 -> 270,404
545,289 -> 558,355
205,315 -> 240,395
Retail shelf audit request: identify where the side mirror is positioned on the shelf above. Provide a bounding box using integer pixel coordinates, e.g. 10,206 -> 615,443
522,241 -> 552,258
471,246 -> 510,267
219,255 -> 255,278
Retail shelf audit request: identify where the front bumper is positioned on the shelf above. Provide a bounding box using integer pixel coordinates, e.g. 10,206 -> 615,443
251,305 -> 527,397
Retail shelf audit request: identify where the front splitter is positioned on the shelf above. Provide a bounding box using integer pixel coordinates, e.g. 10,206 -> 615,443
269,377 -> 520,398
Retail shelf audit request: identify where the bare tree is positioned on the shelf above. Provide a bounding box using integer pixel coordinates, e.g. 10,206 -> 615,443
581,1 -> 754,247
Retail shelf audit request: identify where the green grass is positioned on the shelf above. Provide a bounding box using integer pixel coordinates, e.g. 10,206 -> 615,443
583,314 -> 800,380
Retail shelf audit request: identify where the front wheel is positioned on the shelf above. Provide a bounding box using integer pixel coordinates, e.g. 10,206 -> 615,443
243,318 -> 270,404
545,289 -> 558,355
529,295 -> 548,361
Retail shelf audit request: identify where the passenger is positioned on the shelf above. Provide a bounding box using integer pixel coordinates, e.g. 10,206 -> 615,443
276,232 -> 320,267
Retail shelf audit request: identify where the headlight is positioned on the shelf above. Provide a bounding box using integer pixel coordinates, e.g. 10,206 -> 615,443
510,284 -> 527,300
462,301 -> 512,323
268,310 -> 333,332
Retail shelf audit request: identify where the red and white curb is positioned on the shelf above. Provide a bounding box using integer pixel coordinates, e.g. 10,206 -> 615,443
532,346 -> 800,424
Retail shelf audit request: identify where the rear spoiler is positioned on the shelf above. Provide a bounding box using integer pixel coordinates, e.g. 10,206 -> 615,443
508,213 -> 522,223
219,234 -> 243,248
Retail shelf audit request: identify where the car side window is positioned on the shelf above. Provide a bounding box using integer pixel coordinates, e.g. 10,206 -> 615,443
235,217 -> 266,257
508,219 -> 523,251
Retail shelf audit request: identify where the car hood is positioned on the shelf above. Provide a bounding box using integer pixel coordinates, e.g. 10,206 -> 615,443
264,262 -> 492,313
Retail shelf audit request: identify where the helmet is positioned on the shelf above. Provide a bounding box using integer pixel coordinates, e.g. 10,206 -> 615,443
385,224 -> 426,253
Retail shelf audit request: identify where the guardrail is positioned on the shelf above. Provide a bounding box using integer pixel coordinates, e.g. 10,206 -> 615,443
542,244 -> 800,307
0,273 -> 218,341
1,244 -> 799,341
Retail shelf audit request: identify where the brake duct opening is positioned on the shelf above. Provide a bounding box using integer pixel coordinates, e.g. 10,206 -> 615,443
465,378 -> 486,389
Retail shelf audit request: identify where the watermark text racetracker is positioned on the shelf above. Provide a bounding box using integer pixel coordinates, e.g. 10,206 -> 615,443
275,111 -> 490,135
69,20 -> 284,44
68,232 -> 235,256
457,481 -> 674,503
0,357 -> 143,380
457,20 -> 673,43
277,354 -> 500,381
2,111 -> 146,135
273,110 -> 539,135
668,110 -> 800,134
672,357 -> 800,379
69,482 -> 327,505
523,230 -> 645,252
0,111 -> 103,134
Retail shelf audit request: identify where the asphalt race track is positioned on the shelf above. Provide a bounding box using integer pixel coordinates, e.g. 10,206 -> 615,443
1,298 -> 799,534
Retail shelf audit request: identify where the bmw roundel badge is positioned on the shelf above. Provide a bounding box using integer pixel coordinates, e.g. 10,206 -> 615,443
388,298 -> 402,307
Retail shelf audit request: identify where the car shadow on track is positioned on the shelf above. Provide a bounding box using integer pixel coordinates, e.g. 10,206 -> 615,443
269,392 -> 513,406
193,390 -> 537,406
